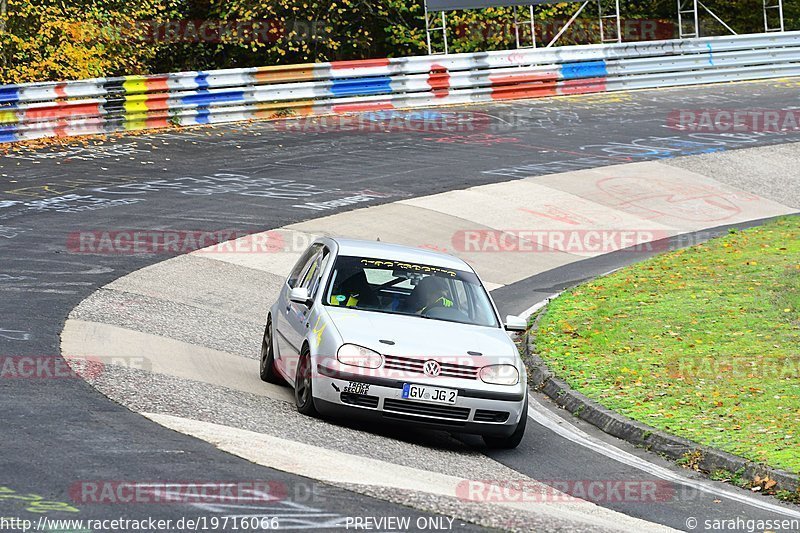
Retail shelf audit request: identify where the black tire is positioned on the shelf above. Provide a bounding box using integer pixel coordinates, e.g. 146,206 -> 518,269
483,395 -> 528,450
259,317 -> 284,385
294,347 -> 319,417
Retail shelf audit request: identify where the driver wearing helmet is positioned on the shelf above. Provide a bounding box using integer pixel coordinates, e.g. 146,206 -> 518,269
405,275 -> 454,314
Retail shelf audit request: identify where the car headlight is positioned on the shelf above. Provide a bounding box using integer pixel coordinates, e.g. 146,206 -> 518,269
479,364 -> 519,386
336,344 -> 383,369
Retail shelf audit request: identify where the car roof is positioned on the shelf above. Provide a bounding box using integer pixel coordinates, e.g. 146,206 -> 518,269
329,238 -> 473,272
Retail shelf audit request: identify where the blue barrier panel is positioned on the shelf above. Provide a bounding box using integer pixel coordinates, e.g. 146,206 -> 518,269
0,130 -> 18,143
561,61 -> 608,80
194,108 -> 211,124
330,76 -> 393,97
181,91 -> 246,107
0,86 -> 20,106
194,73 -> 210,90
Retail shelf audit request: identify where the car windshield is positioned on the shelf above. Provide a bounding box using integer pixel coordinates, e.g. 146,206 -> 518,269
323,255 -> 499,328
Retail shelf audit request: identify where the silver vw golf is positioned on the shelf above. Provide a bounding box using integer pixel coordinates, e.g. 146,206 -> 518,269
260,237 -> 529,448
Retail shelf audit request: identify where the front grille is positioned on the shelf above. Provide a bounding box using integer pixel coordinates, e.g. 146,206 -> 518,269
383,354 -> 479,380
340,392 -> 379,408
474,409 -> 510,423
383,398 -> 470,420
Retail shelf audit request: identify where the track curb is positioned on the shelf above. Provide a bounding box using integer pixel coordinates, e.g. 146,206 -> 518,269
523,299 -> 800,496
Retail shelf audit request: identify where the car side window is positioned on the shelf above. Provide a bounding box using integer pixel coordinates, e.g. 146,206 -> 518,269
287,244 -> 323,288
298,251 -> 322,290
304,248 -> 331,298
451,279 -> 469,312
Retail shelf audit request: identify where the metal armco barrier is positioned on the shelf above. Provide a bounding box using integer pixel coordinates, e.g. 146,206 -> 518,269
2,31 -> 800,143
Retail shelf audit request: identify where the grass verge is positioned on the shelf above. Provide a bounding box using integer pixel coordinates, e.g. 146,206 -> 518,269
535,216 -> 800,475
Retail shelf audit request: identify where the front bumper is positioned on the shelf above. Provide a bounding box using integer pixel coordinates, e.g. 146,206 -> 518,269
313,363 -> 527,437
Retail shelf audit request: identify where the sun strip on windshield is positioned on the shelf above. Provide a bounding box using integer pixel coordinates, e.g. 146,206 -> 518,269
359,259 -> 457,278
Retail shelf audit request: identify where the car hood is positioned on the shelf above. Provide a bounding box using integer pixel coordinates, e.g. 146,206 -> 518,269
324,306 -> 517,361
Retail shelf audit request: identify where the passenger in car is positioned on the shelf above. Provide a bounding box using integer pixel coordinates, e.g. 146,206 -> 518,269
330,270 -> 380,308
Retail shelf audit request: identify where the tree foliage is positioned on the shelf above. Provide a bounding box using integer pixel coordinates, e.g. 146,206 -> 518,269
0,0 -> 797,84
0,0 -> 184,83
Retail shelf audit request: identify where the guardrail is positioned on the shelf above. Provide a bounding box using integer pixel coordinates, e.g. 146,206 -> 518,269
2,31 -> 800,143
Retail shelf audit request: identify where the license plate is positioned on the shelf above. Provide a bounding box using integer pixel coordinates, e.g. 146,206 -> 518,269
401,383 -> 458,405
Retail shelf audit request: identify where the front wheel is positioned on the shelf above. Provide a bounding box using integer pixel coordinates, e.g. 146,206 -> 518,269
259,317 -> 284,385
294,347 -> 319,417
483,395 -> 528,450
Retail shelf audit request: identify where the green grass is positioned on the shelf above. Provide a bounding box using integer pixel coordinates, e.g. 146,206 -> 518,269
535,216 -> 800,474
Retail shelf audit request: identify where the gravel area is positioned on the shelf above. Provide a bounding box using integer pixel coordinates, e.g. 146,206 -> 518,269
664,141 -> 800,209
83,364 -> 629,532
86,363 -> 531,483
104,254 -> 284,324
71,287 -> 262,358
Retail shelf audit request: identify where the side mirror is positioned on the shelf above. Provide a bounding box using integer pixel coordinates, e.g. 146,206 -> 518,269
289,287 -> 312,306
504,315 -> 527,332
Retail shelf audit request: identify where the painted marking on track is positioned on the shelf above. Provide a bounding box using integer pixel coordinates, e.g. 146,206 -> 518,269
0,328 -> 31,341
526,399 -> 800,519
0,485 -> 80,514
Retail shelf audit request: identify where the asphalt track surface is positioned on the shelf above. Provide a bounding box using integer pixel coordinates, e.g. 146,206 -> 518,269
2,79 -> 800,531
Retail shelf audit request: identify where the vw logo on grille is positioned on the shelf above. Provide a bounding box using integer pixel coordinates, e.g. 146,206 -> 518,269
423,360 -> 441,377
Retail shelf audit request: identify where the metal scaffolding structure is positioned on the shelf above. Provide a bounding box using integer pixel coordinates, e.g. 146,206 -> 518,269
424,0 -> 621,53
764,0 -> 785,32
678,0 -> 786,38
678,0 -> 739,38
513,5 -> 537,48
423,0 -> 787,55
677,0 -> 698,38
598,0 -> 622,43
424,2 -> 450,54
545,1 -> 591,48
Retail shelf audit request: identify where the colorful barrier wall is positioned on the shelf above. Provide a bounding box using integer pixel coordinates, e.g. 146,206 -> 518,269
2,31 -> 800,143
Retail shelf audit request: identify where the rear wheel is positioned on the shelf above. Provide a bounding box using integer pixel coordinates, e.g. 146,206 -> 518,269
259,317 -> 284,384
294,347 -> 319,417
483,395 -> 528,450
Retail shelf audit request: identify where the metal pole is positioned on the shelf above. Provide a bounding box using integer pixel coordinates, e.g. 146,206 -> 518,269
514,5 -> 521,48
441,11 -> 448,55
0,0 -> 7,67
614,0 -> 621,42
679,0 -> 699,38
598,0 -> 605,43
530,5 -> 537,48
424,0 -> 432,55
547,0 -> 589,47
699,1 -> 737,35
